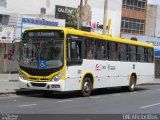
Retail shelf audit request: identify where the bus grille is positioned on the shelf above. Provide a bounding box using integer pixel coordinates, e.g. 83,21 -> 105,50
31,83 -> 46,87
29,77 -> 50,82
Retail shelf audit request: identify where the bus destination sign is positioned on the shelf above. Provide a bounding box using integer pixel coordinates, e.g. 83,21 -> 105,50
23,30 -> 64,39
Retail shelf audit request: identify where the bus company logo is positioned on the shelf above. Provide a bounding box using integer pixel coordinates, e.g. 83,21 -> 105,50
108,64 -> 116,70
95,64 -> 101,71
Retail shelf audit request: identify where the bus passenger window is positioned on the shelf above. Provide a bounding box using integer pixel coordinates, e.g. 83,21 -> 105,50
70,41 -> 82,59
144,48 -> 148,62
95,40 -> 105,60
118,43 -> 127,61
148,48 -> 154,63
85,38 -> 94,59
67,35 -> 83,65
70,42 -> 76,59
87,49 -> 93,59
137,46 -> 144,62
108,42 -> 118,61
129,45 -> 136,62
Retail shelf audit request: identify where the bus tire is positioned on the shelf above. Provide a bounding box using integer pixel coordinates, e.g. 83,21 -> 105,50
128,76 -> 136,92
81,77 -> 92,97
121,76 -> 136,92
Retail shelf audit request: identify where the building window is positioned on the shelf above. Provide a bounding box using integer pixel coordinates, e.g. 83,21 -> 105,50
0,15 -> 9,25
121,17 -> 145,35
0,15 -> 2,23
123,0 -> 146,12
0,0 -> 6,7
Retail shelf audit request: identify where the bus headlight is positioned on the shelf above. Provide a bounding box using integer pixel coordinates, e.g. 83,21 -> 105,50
52,73 -> 64,82
19,71 -> 27,80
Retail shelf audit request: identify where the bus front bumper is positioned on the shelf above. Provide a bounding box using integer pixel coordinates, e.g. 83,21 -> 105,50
19,77 -> 65,91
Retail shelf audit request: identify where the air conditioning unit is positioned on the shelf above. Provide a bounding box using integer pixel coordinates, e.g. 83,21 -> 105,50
40,8 -> 46,14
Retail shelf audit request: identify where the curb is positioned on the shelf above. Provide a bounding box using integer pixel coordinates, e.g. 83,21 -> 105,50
0,89 -> 35,96
0,89 -> 47,96
9,79 -> 19,82
139,83 -> 160,86
0,91 -> 16,96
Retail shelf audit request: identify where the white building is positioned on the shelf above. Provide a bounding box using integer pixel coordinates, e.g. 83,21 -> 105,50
0,0 -> 6,13
145,4 -> 160,37
156,5 -> 160,37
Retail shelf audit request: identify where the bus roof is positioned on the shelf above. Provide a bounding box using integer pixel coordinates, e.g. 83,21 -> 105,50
25,27 -> 154,48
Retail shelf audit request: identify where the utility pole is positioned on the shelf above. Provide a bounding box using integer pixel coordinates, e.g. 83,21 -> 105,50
103,0 -> 108,34
154,5 -> 157,37
78,0 -> 83,30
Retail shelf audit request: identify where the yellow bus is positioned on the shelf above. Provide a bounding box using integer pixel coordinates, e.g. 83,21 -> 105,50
19,28 -> 154,96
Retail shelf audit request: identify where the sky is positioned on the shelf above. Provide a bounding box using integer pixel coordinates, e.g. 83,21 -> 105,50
148,0 -> 160,5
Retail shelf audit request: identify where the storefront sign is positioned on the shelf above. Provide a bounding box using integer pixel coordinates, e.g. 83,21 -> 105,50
20,18 -> 65,39
22,18 -> 59,27
55,5 -> 77,27
0,25 -> 16,43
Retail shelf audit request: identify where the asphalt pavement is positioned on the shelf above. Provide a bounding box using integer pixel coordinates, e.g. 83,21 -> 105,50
0,73 -> 160,95
0,85 -> 160,114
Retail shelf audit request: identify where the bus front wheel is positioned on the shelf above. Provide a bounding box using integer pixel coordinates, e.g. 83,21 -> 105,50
81,77 -> 92,97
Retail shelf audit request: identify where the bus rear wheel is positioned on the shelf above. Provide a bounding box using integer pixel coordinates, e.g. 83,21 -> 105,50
81,77 -> 92,97
122,76 -> 136,92
128,76 -> 136,92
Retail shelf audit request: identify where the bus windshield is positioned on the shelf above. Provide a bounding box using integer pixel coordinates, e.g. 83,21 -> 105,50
19,30 -> 64,69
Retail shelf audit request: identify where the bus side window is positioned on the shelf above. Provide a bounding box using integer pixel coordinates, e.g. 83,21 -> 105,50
125,44 -> 128,61
148,48 -> 154,63
70,41 -> 77,59
85,38 -> 94,59
69,41 -> 82,59
119,43 -> 127,61
129,45 -> 136,62
144,47 -> 148,62
108,42 -> 118,61
108,42 -> 113,60
95,40 -> 105,60
67,35 -> 82,65
137,46 -> 145,62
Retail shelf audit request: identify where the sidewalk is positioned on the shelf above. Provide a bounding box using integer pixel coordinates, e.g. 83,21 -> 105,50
0,73 -> 160,95
141,78 -> 160,85
0,73 -> 19,95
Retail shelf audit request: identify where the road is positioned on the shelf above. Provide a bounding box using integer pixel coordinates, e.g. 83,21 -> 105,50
0,85 -> 160,119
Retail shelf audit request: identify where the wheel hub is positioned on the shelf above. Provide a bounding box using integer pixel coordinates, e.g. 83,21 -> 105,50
84,82 -> 90,93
